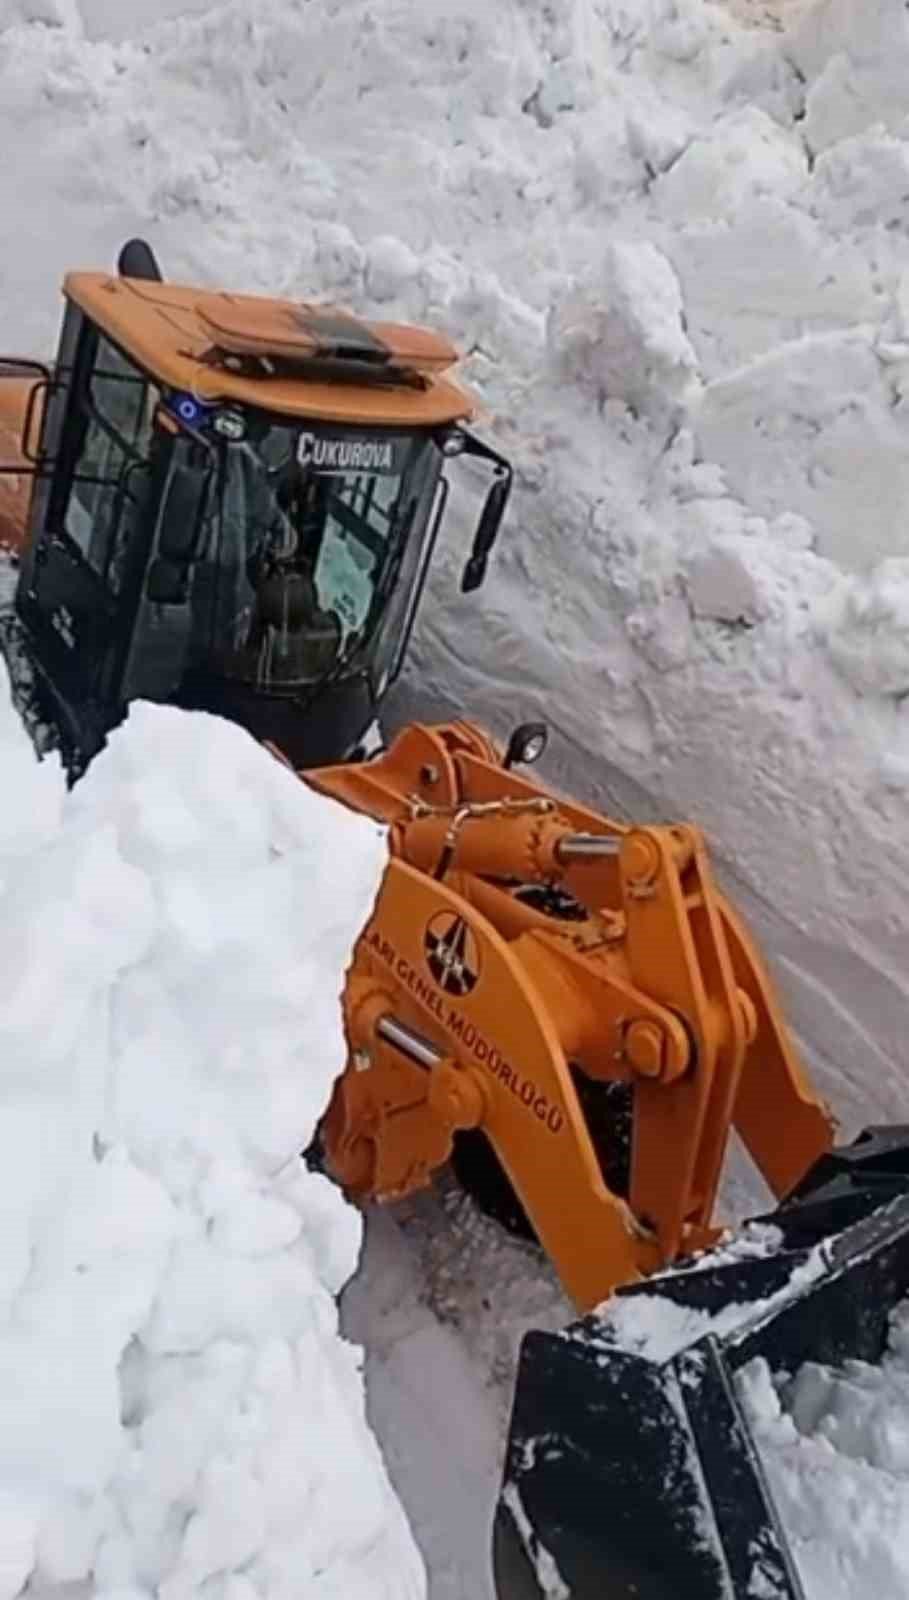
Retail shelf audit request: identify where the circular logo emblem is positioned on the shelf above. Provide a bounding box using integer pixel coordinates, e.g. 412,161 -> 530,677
424,911 -> 481,997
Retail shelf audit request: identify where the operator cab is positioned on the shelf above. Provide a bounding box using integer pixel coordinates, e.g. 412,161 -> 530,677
0,242 -> 512,771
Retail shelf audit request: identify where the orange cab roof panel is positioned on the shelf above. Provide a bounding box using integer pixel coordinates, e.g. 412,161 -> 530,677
63,272 -> 477,429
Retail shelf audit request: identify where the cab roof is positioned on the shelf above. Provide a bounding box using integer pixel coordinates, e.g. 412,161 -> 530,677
64,272 -> 477,429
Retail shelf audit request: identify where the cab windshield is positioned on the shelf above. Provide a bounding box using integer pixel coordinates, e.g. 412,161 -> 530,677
192,421 -> 436,690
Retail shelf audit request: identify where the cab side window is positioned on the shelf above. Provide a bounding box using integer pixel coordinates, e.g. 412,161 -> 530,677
314,468 -> 404,638
64,335 -> 157,590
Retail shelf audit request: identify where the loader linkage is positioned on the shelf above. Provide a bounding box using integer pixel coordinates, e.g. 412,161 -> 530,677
305,718 -> 837,1311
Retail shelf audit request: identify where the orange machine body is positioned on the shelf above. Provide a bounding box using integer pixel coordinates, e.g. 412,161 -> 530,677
299,722 -> 836,1313
63,273 -> 476,429
0,272 -> 475,552
0,378 -> 37,556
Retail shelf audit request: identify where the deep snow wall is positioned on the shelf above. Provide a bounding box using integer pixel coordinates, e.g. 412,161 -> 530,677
1,0 -> 909,1139
0,671 -> 427,1600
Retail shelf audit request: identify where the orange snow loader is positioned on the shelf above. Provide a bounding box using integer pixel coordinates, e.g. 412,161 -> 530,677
306,724 -> 909,1600
5,243 -> 909,1600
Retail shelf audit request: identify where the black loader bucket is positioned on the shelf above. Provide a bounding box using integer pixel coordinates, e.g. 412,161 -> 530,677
493,1127 -> 909,1600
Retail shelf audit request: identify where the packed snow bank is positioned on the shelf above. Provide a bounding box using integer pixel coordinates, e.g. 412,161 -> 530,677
0,665 -> 424,1600
739,1301 -> 909,1599
2,0 -> 909,1141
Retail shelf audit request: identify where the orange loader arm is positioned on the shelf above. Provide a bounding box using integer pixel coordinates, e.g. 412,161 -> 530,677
292,721 -> 836,1314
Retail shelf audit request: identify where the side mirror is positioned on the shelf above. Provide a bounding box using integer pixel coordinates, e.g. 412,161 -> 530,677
461,472 -> 511,594
503,721 -> 548,770
157,461 -> 211,563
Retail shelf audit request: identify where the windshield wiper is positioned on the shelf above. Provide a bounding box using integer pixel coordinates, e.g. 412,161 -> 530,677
292,495 -> 417,714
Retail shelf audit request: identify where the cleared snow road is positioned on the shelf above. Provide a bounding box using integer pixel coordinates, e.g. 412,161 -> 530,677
341,1208 -> 501,1600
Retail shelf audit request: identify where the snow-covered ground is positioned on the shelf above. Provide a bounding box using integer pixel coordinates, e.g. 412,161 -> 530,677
341,1172 -> 570,1600
0,666 -> 426,1600
3,0 -> 909,1594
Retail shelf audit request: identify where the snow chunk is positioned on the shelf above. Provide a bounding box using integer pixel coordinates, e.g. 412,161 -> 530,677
695,330 -> 909,570
815,560 -> 909,697
790,0 -> 909,154
811,132 -> 909,233
549,240 -> 699,429
667,199 -> 878,373
365,235 -> 420,304
739,1295 -> 909,1600
683,536 -> 772,625
625,90 -> 693,178
654,106 -> 806,223
625,592 -> 692,672
571,100 -> 648,209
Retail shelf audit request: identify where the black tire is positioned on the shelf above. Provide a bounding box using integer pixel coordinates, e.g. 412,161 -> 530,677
450,1129 -> 538,1242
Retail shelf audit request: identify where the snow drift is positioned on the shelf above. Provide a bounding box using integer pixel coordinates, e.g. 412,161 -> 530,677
0,0 -> 908,1139
0,666 -> 424,1600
